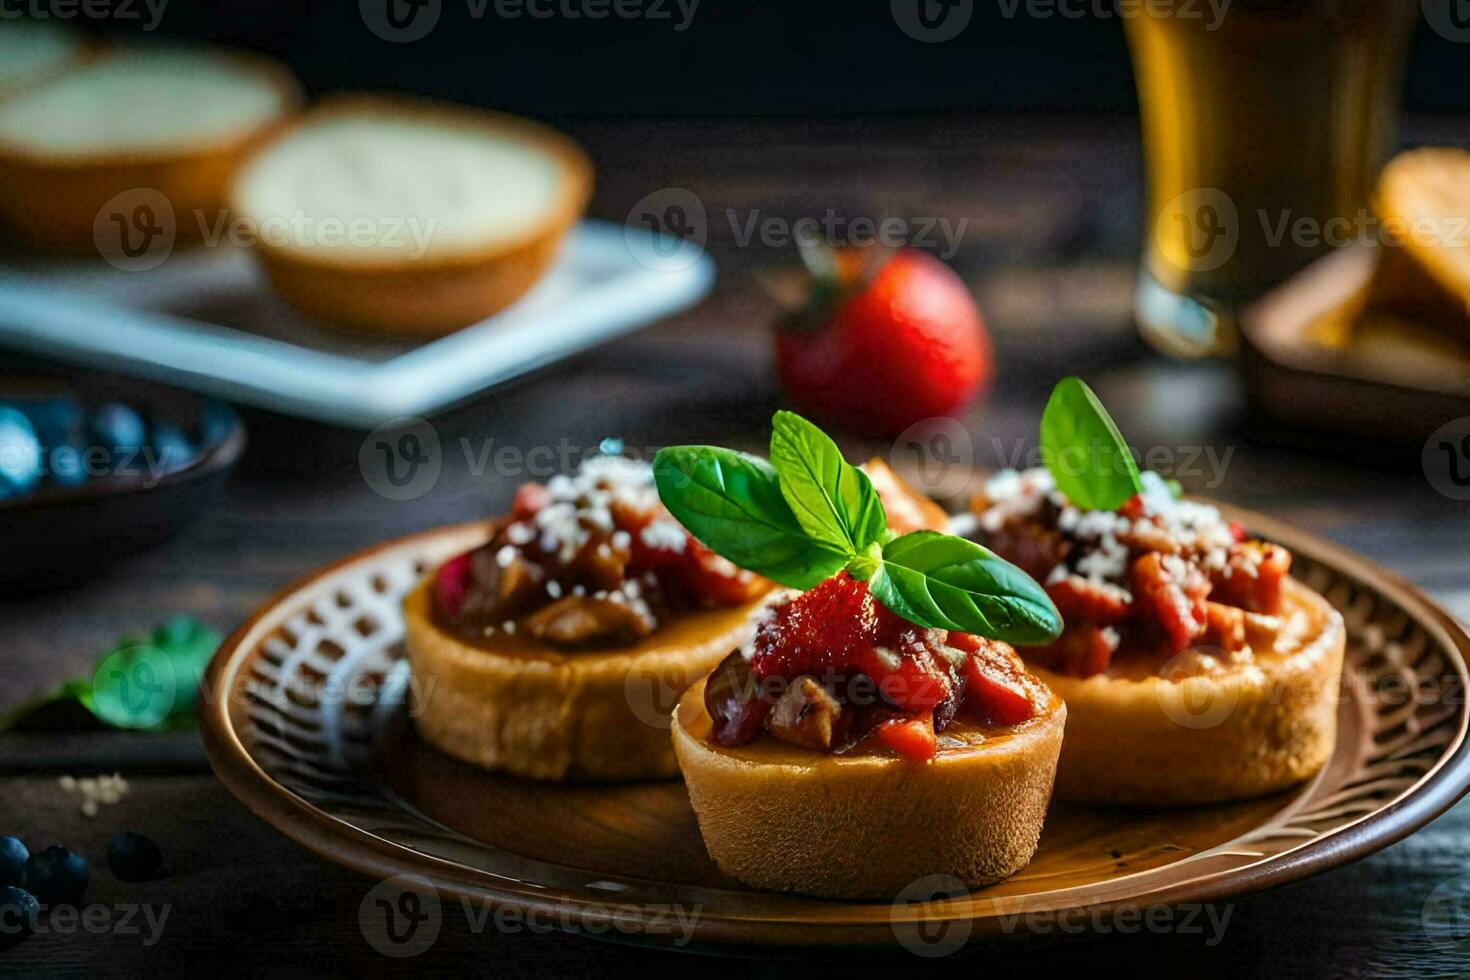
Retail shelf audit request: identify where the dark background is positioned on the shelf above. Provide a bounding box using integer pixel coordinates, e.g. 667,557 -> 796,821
47,0 -> 1470,119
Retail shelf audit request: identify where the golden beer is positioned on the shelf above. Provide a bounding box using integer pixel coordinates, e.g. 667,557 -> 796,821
1126,0 -> 1418,355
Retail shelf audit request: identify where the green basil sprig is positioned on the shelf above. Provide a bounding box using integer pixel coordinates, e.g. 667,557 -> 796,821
653,412 -> 1061,644
1039,376 -> 1142,511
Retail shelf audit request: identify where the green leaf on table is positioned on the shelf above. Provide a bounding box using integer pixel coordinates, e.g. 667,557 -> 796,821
1039,376 -> 1142,512
653,445 -> 848,590
0,616 -> 221,733
768,410 -> 886,554
866,530 -> 1062,644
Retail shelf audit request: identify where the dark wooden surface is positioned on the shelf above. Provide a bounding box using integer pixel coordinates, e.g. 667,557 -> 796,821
3,117 -> 1469,976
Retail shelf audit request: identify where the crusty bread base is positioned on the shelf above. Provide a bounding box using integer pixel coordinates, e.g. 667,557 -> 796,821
1036,578 -> 1346,807
230,96 -> 594,337
403,576 -> 766,781
253,215 -> 575,336
672,679 -> 1066,898
0,53 -> 298,251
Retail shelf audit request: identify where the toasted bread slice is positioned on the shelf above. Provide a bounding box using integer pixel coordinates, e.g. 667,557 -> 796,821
1360,148 -> 1470,335
0,19 -> 85,99
0,45 -> 298,249
230,96 -> 593,336
403,576 -> 765,781
671,678 -> 1066,898
1037,578 -> 1345,807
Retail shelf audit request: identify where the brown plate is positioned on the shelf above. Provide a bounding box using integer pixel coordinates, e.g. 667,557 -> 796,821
200,507 -> 1470,952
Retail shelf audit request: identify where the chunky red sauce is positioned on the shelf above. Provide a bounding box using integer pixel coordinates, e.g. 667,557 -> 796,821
435,458 -> 764,648
705,573 -> 1046,761
972,470 -> 1292,678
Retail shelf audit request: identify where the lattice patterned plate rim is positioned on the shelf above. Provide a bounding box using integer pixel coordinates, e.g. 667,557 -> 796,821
200,508 -> 1470,950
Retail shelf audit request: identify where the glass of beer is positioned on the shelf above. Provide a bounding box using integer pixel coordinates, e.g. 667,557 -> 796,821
1125,0 -> 1418,356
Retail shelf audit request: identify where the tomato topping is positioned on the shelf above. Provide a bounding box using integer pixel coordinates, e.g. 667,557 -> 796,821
961,647 -> 1036,726
1209,542 -> 1291,614
435,553 -> 474,619
1046,575 -> 1130,625
873,715 -> 937,760
511,481 -> 549,519
1130,552 -> 1210,653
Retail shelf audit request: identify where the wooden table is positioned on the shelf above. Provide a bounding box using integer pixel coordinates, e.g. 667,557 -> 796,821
3,117 -> 1468,974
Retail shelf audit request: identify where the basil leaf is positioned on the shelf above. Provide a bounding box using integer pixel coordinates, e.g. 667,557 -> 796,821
768,410 -> 886,555
867,531 -> 1062,644
1039,376 -> 1142,511
653,445 -> 848,589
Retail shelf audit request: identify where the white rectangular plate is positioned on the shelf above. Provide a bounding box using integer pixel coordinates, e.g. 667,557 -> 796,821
0,220 -> 713,429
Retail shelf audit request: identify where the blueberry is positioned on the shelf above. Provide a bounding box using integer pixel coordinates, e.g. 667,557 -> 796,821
3,391 -> 84,448
148,420 -> 196,474
89,401 -> 147,464
0,886 -> 39,951
23,846 -> 88,906
0,838 -> 26,888
45,442 -> 88,488
0,408 -> 41,497
107,832 -> 162,883
198,400 -> 236,447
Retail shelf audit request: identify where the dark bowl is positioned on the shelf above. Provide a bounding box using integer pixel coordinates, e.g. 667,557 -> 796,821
0,376 -> 246,593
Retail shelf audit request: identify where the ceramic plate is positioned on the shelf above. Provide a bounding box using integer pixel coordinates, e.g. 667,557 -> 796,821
0,220 -> 713,429
200,506 -> 1470,951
